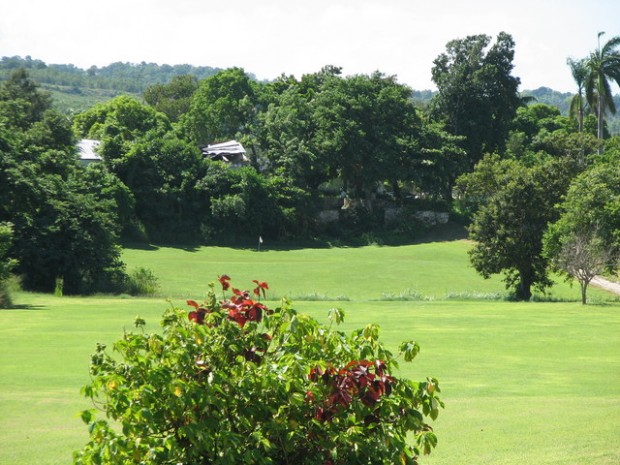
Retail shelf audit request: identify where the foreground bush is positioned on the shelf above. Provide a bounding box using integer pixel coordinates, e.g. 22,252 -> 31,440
75,276 -> 442,465
125,266 -> 159,296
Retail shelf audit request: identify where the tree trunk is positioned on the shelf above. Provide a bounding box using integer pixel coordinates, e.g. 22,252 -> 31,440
580,280 -> 588,305
597,93 -> 604,155
515,273 -> 532,301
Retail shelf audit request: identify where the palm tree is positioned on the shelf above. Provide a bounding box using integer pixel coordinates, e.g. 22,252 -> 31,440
567,57 -> 588,132
585,32 -> 620,152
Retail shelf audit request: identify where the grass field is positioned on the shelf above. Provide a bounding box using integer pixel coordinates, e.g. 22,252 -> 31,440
1,239 -> 619,465
120,240 -> 617,302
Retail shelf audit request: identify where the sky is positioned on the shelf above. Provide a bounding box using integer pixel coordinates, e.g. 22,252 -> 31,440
1,0 -> 620,93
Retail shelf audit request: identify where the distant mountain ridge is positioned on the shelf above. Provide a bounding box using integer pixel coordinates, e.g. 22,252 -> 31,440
2,55 -> 618,133
0,55 -> 228,113
0,55 -> 225,93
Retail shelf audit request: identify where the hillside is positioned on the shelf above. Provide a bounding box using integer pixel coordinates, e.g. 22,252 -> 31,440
2,55 -> 619,133
0,55 -> 226,113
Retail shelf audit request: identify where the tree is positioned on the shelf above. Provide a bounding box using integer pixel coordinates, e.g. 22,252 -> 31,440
73,95 -> 171,145
0,68 -> 52,129
143,75 -> 199,122
567,57 -> 589,132
73,96 -> 208,240
74,276 -> 442,465
454,154 -> 522,217
77,163 -> 138,240
14,184 -> 126,294
544,225 -> 613,304
467,158 -> 572,300
543,161 -> 620,303
258,77 -> 331,192
0,222 -> 16,308
181,68 -> 257,145
111,131 -> 205,241
414,120 -> 467,202
431,32 -> 522,169
585,32 -> 620,152
313,72 -> 422,200
505,103 -> 596,167
0,69 -> 127,294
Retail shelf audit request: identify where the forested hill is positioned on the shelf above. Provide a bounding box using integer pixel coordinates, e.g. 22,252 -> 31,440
3,55 -> 618,128
0,56 -> 228,113
0,56 -> 225,92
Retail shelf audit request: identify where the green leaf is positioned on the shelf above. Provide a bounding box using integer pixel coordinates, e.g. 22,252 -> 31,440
399,341 -> 420,361
80,409 -> 94,424
328,307 -> 345,325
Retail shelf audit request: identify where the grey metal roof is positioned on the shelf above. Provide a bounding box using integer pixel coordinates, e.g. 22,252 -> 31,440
200,140 -> 249,165
203,140 -> 246,155
77,139 -> 102,161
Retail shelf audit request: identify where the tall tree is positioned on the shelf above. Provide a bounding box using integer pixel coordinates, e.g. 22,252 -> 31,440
313,71 -> 422,200
143,75 -> 199,122
567,58 -> 589,132
181,68 -> 257,146
585,32 -> 620,152
258,77 -> 329,192
544,161 -> 620,264
0,68 -> 51,129
431,32 -> 522,170
466,158 -> 573,300
0,70 -> 126,294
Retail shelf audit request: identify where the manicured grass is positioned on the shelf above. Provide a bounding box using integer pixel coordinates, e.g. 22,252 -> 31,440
121,241 -> 616,302
0,295 -> 173,465
1,241 -> 619,465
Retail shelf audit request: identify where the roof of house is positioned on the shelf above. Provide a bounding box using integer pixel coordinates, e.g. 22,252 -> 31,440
201,140 -> 249,164
77,139 -> 102,162
202,140 -> 246,155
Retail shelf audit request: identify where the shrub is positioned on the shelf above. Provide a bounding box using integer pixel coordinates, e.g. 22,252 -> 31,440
0,222 -> 17,308
125,266 -> 159,296
74,276 -> 443,465
0,280 -> 11,309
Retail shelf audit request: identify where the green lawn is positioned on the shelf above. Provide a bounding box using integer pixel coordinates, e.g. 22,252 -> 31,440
1,240 -> 619,465
121,240 -> 615,302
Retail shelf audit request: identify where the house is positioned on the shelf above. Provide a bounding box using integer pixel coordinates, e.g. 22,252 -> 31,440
200,140 -> 249,166
77,139 -> 102,165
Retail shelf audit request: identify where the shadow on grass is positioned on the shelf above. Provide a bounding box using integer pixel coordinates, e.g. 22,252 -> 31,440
1,304 -> 46,311
121,222 -> 470,252
122,241 -> 202,252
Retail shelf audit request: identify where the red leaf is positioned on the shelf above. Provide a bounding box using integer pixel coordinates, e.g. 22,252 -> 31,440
248,305 -> 262,323
228,309 -> 247,327
188,311 -> 205,324
309,367 -> 323,382
252,280 -> 269,298
187,300 -> 200,309
218,275 -> 231,291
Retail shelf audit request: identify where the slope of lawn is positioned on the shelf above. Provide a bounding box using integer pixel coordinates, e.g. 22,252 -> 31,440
1,239 -> 619,465
121,240 -> 615,302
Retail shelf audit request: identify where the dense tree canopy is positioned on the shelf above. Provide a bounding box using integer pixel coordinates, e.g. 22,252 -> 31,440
0,70 -> 126,294
181,67 -> 258,146
585,32 -> 620,148
144,75 -> 199,123
544,161 -> 620,303
4,31 -> 619,300
465,157 -> 575,300
431,32 -> 522,169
